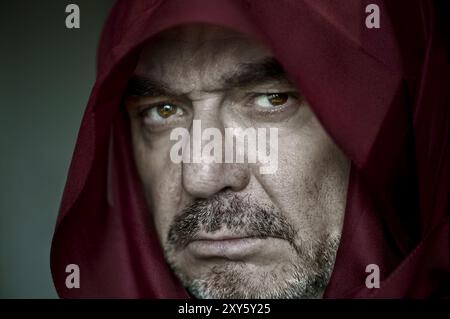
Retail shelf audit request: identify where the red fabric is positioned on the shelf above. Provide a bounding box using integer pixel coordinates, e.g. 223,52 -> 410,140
51,0 -> 449,298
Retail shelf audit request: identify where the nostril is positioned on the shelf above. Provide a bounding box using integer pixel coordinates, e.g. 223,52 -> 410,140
182,170 -> 224,198
220,186 -> 235,194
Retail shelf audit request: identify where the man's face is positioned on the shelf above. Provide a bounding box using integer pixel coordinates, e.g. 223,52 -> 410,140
126,24 -> 350,298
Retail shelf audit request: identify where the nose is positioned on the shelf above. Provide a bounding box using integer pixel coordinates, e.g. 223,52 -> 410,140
183,161 -> 250,198
182,97 -> 250,198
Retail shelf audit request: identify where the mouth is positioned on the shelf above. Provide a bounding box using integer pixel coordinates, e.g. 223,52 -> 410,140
186,233 -> 267,260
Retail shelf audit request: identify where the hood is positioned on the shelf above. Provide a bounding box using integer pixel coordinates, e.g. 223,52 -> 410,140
51,0 -> 448,298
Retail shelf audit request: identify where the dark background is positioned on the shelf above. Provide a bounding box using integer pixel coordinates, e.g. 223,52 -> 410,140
0,0 -> 114,298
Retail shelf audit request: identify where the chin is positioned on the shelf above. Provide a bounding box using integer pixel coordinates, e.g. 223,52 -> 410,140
172,260 -> 329,299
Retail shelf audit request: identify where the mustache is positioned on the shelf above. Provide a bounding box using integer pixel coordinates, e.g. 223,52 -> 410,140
166,193 -> 298,251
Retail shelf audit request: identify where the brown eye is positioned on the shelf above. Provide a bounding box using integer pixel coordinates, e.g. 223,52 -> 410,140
267,93 -> 288,106
141,103 -> 184,125
157,104 -> 178,118
255,93 -> 289,108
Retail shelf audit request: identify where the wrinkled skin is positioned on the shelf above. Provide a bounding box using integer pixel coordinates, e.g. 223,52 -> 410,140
126,24 -> 350,298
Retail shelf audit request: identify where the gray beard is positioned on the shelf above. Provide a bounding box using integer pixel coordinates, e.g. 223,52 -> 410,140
164,193 -> 340,299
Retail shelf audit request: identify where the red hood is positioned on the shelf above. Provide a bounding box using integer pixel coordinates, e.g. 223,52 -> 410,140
51,0 -> 449,298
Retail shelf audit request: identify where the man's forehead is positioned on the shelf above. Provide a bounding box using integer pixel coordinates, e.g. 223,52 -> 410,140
133,25 -> 273,94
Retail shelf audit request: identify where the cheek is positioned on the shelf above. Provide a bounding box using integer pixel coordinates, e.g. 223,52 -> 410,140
130,122 -> 184,243
256,117 -> 350,239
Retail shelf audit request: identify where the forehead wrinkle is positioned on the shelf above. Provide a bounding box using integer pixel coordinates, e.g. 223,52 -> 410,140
136,31 -> 275,96
133,57 -> 289,98
144,56 -> 232,95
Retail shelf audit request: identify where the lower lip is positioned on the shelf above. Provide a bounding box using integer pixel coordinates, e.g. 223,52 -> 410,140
187,237 -> 264,259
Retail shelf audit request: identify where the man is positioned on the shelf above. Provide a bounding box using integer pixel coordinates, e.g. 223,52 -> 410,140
51,0 -> 448,298
124,24 -> 349,298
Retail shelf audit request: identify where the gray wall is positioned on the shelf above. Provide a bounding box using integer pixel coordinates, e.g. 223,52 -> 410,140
0,0 -> 114,298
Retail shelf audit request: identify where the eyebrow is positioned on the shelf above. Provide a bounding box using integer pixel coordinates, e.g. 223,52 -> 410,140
222,57 -> 290,90
125,57 -> 291,99
125,76 -> 172,98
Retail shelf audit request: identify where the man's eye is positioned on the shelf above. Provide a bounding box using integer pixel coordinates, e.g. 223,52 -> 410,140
254,93 -> 289,108
156,104 -> 179,118
142,103 -> 182,121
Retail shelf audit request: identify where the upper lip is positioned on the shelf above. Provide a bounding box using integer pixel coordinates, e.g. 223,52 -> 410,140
186,232 -> 287,247
192,233 -> 256,242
